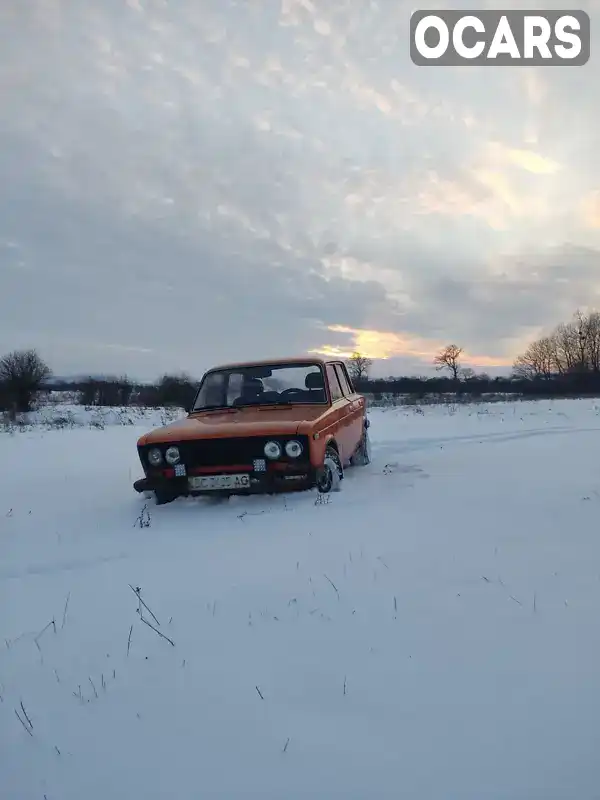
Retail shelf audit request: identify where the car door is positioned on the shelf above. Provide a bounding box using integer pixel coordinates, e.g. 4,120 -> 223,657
333,362 -> 365,457
324,363 -> 353,462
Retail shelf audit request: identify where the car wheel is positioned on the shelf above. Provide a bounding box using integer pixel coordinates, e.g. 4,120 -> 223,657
316,446 -> 343,493
350,425 -> 372,466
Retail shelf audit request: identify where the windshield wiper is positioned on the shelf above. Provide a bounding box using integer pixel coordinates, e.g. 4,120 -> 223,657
254,401 -> 302,408
192,405 -> 238,413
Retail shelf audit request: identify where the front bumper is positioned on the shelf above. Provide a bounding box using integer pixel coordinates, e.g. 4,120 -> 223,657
133,468 -> 316,498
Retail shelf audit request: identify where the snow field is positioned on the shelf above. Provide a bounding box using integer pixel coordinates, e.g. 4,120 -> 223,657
2,398 -> 600,799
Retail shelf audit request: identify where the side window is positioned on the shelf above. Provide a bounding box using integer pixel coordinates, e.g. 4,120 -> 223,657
326,364 -> 343,402
341,363 -> 356,394
334,363 -> 353,396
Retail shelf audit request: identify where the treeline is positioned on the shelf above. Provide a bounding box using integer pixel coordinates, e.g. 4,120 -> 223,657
353,372 -> 600,398
58,363 -> 600,407
47,374 -> 198,410
53,372 -> 582,405
355,309 -> 600,399
2,309 -> 600,414
0,351 -> 198,413
513,310 -> 600,382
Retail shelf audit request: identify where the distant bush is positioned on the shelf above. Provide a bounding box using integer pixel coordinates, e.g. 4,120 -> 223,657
0,349 -> 52,413
79,376 -> 134,407
136,374 -> 197,409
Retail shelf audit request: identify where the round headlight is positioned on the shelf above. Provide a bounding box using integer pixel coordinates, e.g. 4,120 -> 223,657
165,446 -> 181,465
264,440 -> 282,459
148,447 -> 163,466
285,440 -> 303,458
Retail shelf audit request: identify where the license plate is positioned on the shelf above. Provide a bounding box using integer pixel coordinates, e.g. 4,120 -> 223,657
188,474 -> 250,491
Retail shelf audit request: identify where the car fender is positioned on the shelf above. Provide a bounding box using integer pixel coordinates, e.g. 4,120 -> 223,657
307,430 -> 340,467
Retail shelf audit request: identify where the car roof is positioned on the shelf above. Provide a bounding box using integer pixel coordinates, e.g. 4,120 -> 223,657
207,356 -> 341,371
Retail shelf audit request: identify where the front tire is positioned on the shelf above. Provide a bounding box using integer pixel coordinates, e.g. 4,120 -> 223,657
316,446 -> 343,493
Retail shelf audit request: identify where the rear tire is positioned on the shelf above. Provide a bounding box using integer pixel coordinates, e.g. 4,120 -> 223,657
350,425 -> 372,466
316,446 -> 343,493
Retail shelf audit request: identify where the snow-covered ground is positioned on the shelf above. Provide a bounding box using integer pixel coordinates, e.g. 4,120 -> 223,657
1,403 -> 183,431
2,398 -> 600,800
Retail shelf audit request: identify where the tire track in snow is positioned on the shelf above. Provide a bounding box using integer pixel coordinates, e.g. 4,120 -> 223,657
372,424 -> 600,457
0,552 -> 129,582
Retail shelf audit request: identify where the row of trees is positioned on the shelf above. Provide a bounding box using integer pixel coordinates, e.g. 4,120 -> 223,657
0,350 -> 200,414
350,309 -> 600,396
513,310 -> 600,380
2,312 -> 600,414
0,349 -> 377,415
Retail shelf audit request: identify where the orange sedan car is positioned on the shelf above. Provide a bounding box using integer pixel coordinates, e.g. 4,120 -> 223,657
133,357 -> 371,504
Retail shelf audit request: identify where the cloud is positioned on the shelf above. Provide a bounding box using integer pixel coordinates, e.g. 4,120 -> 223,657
499,146 -> 559,175
581,192 -> 600,228
1,0 -> 600,379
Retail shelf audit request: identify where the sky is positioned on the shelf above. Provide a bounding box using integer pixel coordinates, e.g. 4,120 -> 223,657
1,0 -> 600,380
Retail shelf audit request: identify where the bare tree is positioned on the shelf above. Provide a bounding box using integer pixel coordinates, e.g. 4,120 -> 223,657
573,310 -> 589,370
585,311 -> 600,372
513,309 -> 600,380
347,352 -> 372,382
553,322 -> 579,374
433,344 -> 463,381
0,349 -> 51,413
513,336 -> 556,379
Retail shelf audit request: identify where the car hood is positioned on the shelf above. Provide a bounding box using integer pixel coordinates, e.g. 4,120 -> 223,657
137,405 -> 326,445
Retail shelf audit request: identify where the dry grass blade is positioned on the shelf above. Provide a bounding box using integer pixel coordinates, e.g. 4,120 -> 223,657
140,616 -> 175,646
34,638 -> 43,664
20,701 -> 33,729
323,574 -> 339,600
15,709 -> 33,736
61,592 -> 70,629
129,584 -> 160,626
509,595 -> 522,606
35,619 -> 55,642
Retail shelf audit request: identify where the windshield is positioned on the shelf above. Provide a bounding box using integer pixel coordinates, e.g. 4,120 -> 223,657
192,362 -> 327,411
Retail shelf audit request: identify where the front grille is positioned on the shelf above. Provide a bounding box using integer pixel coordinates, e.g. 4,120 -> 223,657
140,435 -> 309,469
180,436 -> 270,467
